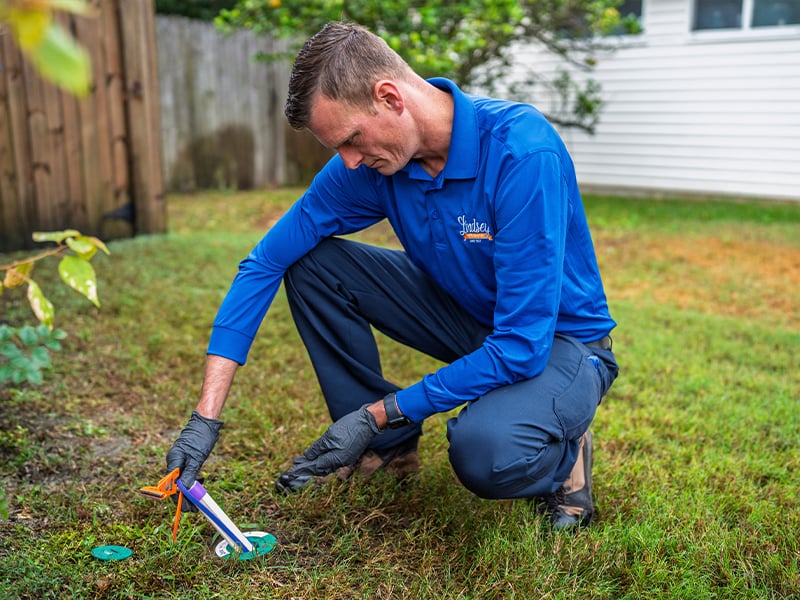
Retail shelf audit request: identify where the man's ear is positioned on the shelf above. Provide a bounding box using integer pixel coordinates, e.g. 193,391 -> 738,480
374,80 -> 404,114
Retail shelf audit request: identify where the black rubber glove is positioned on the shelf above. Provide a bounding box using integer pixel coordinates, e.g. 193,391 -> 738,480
166,410 -> 223,496
276,404 -> 382,492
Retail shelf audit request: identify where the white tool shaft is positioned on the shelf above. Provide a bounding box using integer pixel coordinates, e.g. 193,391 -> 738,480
178,480 -> 254,552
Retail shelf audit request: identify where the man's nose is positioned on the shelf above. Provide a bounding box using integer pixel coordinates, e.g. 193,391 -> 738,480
338,146 -> 363,170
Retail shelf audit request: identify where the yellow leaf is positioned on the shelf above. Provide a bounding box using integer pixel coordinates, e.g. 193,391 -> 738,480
28,22 -> 91,96
5,7 -> 53,50
3,263 -> 34,288
27,279 -> 55,329
87,236 -> 111,255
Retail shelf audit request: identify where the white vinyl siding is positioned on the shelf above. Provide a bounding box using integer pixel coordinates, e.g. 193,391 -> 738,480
498,0 -> 800,201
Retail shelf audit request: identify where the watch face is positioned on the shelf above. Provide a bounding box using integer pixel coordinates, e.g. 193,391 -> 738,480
388,416 -> 410,429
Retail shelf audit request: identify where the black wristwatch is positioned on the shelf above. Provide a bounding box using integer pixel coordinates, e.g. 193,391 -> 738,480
382,392 -> 411,429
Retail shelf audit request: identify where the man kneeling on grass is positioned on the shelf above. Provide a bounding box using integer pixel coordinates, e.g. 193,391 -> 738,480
166,21 -> 619,530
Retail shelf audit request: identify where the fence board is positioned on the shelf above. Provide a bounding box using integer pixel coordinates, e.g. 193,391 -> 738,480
0,41 -> 20,249
22,59 -> 53,231
59,75 -> 86,231
118,0 -> 165,236
1,35 -> 33,250
43,58 -> 70,230
0,0 -> 164,252
101,0 -> 130,213
75,11 -> 106,236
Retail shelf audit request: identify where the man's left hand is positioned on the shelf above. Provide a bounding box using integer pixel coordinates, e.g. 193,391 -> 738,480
277,404 -> 382,492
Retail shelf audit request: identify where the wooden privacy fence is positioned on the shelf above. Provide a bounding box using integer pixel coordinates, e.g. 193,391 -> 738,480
155,16 -> 333,192
0,0 -> 164,252
156,16 -> 288,192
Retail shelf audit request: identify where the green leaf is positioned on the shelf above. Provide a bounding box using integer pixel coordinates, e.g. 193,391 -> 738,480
28,23 -> 91,97
27,280 -> 55,329
32,229 -> 81,244
58,255 -> 100,307
17,326 -> 39,347
66,235 -> 97,259
0,342 -> 23,359
12,368 -> 26,385
51,329 -> 68,341
0,365 -> 12,383
44,339 -> 63,352
25,367 -> 44,386
0,325 -> 12,343
30,347 -> 52,369
10,355 -> 30,371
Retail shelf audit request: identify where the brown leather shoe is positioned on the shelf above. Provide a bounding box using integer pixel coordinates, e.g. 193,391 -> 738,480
335,434 -> 421,481
537,430 -> 595,530
277,435 -> 420,493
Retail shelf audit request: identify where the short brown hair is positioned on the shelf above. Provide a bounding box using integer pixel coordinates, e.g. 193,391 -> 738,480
285,22 -> 411,130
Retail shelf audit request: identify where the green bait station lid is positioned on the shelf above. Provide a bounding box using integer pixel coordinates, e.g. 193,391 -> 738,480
214,531 -> 277,561
91,545 -> 133,561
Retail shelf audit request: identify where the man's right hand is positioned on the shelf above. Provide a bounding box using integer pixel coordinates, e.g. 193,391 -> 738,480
166,411 -> 224,491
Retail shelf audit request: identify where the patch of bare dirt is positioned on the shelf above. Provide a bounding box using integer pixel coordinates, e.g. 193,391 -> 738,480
599,234 -> 800,327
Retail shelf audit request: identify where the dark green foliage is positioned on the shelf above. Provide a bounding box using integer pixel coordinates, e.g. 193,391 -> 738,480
218,0 -> 641,132
0,324 -> 66,386
156,0 -> 238,21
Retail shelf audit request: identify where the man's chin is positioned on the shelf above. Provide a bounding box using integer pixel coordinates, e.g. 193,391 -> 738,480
373,162 -> 402,176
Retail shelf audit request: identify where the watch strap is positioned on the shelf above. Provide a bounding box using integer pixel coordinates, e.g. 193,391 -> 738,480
382,392 -> 410,429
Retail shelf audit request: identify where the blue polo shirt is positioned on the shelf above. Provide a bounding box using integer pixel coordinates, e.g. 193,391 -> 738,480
209,78 -> 616,423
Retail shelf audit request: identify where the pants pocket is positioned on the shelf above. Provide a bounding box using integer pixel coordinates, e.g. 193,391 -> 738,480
551,337 -> 603,440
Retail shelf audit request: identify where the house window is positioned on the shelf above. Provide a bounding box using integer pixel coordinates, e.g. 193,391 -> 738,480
693,0 -> 800,29
618,0 -> 644,20
751,0 -> 800,26
693,0 -> 743,29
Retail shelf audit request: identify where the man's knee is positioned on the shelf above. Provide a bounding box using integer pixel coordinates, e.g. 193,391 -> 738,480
285,237 -> 338,279
284,238 -> 352,306
447,419 -> 563,499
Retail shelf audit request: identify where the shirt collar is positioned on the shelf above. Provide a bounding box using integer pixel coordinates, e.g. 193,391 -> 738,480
401,77 -> 479,181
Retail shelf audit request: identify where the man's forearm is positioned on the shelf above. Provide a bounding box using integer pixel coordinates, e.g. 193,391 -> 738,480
195,354 -> 239,420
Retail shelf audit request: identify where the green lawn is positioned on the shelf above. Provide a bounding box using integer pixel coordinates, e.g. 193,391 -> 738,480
1,190 -> 798,599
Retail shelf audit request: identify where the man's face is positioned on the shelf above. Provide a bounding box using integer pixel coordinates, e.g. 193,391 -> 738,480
308,93 -> 414,176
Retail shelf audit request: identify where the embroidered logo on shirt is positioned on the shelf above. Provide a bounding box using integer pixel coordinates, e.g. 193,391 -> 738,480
458,214 -> 493,242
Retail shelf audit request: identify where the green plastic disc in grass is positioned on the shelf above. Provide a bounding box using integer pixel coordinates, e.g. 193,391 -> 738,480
91,545 -> 132,561
214,532 -> 277,561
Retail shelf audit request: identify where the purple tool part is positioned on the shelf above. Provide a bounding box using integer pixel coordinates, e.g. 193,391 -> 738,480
182,479 -> 207,503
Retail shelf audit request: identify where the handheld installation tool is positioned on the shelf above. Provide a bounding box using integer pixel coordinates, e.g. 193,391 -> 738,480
139,468 -> 254,553
176,479 -> 254,553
